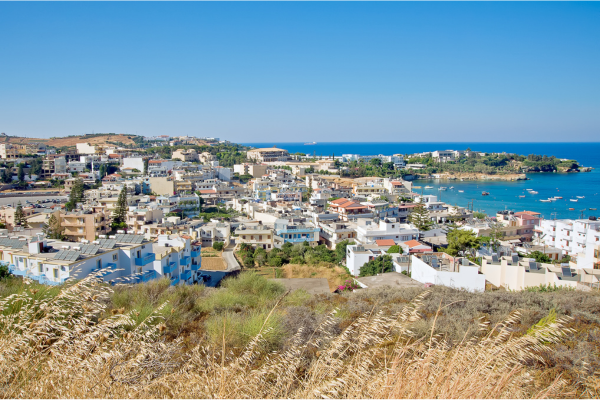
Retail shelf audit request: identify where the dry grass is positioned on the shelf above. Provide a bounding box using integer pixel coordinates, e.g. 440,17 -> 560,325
46,134 -> 137,148
0,272 -> 581,399
200,257 -> 227,271
282,263 -> 351,292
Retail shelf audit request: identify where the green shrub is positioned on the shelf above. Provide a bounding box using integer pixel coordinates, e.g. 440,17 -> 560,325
213,242 -> 225,251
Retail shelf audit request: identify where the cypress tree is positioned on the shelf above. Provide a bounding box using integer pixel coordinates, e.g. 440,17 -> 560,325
112,187 -> 128,229
42,214 -> 65,240
408,204 -> 432,232
14,201 -> 28,228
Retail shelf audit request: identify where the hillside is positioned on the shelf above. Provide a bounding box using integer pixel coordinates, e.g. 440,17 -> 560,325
1,272 -> 599,398
1,133 -> 140,148
47,133 -> 139,148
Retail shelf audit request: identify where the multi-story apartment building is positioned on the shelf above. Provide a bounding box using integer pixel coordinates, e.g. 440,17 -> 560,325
328,198 -> 372,221
274,219 -> 320,247
355,218 -> 419,245
234,163 -> 268,178
126,208 -> 164,234
236,225 -> 275,250
0,144 -> 20,160
0,205 -> 36,229
537,218 -> 600,257
246,147 -> 290,163
3,233 -> 202,287
172,149 -> 200,162
200,221 -> 231,247
318,221 -> 357,249
56,207 -> 110,242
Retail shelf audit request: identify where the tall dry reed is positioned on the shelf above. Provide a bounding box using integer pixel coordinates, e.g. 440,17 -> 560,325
0,274 -> 574,398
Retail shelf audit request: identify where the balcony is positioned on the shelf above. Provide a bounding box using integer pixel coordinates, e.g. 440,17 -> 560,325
138,270 -> 157,283
135,253 -> 156,266
163,262 -> 176,274
191,251 -> 200,257
284,237 -> 315,243
191,263 -> 199,271
170,276 -> 180,286
181,270 -> 192,281
180,256 -> 191,266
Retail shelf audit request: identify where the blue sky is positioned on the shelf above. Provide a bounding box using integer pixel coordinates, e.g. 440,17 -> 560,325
1,2 -> 599,142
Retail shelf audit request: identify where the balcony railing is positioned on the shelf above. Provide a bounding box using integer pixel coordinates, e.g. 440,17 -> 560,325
135,253 -> 156,266
191,251 -> 200,257
191,263 -> 199,271
163,262 -> 176,274
283,237 -> 315,243
180,256 -> 191,266
170,276 -> 180,286
139,270 -> 157,283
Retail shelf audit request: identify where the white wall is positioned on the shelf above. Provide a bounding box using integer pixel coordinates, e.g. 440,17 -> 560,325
411,256 -> 485,292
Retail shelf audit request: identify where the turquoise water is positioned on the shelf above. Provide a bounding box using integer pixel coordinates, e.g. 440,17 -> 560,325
243,142 -> 600,219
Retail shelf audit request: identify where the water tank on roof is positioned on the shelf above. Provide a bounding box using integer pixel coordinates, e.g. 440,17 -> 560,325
589,216 -> 597,221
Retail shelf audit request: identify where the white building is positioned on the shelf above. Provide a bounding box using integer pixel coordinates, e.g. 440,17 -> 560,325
355,218 -> 418,245
410,254 -> 485,292
122,157 -> 145,173
537,218 -> 600,258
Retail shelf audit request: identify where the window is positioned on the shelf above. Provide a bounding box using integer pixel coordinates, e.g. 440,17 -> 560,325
53,269 -> 58,278
113,254 -> 118,261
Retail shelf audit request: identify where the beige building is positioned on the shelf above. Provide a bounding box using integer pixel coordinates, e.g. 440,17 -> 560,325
246,147 -> 290,163
148,176 -> 175,196
234,163 -> 269,178
0,144 -> 19,160
126,208 -> 164,234
56,207 -> 110,242
172,149 -> 200,162
236,225 -> 274,250
0,205 -> 36,229
480,254 -> 580,291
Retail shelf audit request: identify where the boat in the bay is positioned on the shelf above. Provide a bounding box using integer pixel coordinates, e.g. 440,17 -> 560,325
482,191 -> 490,196
540,199 -> 551,203
458,190 -> 464,193
570,199 -> 578,202
577,196 -> 585,199
425,186 -> 433,189
519,195 -> 526,198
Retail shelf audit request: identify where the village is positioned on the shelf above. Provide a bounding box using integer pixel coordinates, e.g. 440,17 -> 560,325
0,138 -> 598,293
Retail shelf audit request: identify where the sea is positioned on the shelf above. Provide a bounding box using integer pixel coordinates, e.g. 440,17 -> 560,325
242,142 -> 600,220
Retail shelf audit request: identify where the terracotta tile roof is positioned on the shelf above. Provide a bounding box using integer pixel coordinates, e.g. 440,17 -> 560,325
376,239 -> 396,246
404,240 -> 424,248
198,189 -> 217,194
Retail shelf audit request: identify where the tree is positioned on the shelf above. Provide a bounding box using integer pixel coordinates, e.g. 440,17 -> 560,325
2,168 -> 11,184
17,164 -> 25,182
488,221 -> 505,252
359,255 -> 393,277
446,229 -> 480,257
65,179 -> 84,211
14,201 -> 28,228
213,241 -> 224,251
408,204 -> 432,231
335,239 -> 354,263
473,211 -> 486,219
143,158 -> 149,175
387,245 -> 402,254
528,250 -> 552,263
42,214 -> 65,240
111,187 -> 128,229
369,158 -> 382,166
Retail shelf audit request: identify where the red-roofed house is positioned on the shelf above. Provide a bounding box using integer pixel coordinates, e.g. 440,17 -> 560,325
327,198 -> 369,221
403,240 -> 432,254
375,239 -> 396,247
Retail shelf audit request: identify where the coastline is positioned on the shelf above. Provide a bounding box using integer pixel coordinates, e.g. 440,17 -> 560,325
415,172 -> 528,181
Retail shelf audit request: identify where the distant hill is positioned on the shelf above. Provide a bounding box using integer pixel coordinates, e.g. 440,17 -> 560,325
1,133 -> 140,148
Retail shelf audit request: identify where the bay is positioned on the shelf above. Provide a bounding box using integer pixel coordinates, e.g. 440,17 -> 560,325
243,142 -> 600,219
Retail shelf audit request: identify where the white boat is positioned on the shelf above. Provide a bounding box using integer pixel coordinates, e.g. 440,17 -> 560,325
519,195 -> 526,198
577,196 -> 585,199
439,187 -> 447,191
526,189 -> 534,191
570,199 -> 578,202
529,191 -> 538,194
425,186 -> 433,189
540,199 -> 551,203
458,190 -> 464,193
449,186 -> 454,189
554,196 -> 563,199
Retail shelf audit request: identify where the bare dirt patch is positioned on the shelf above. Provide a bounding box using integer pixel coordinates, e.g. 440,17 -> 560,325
282,264 -> 351,292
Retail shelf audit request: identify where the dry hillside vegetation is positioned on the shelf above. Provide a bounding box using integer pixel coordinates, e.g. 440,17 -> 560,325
47,134 -> 137,148
282,263 -> 351,291
1,272 -> 600,398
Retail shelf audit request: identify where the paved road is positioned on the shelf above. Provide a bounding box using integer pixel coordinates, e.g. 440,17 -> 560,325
222,238 -> 241,272
0,196 -> 67,207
